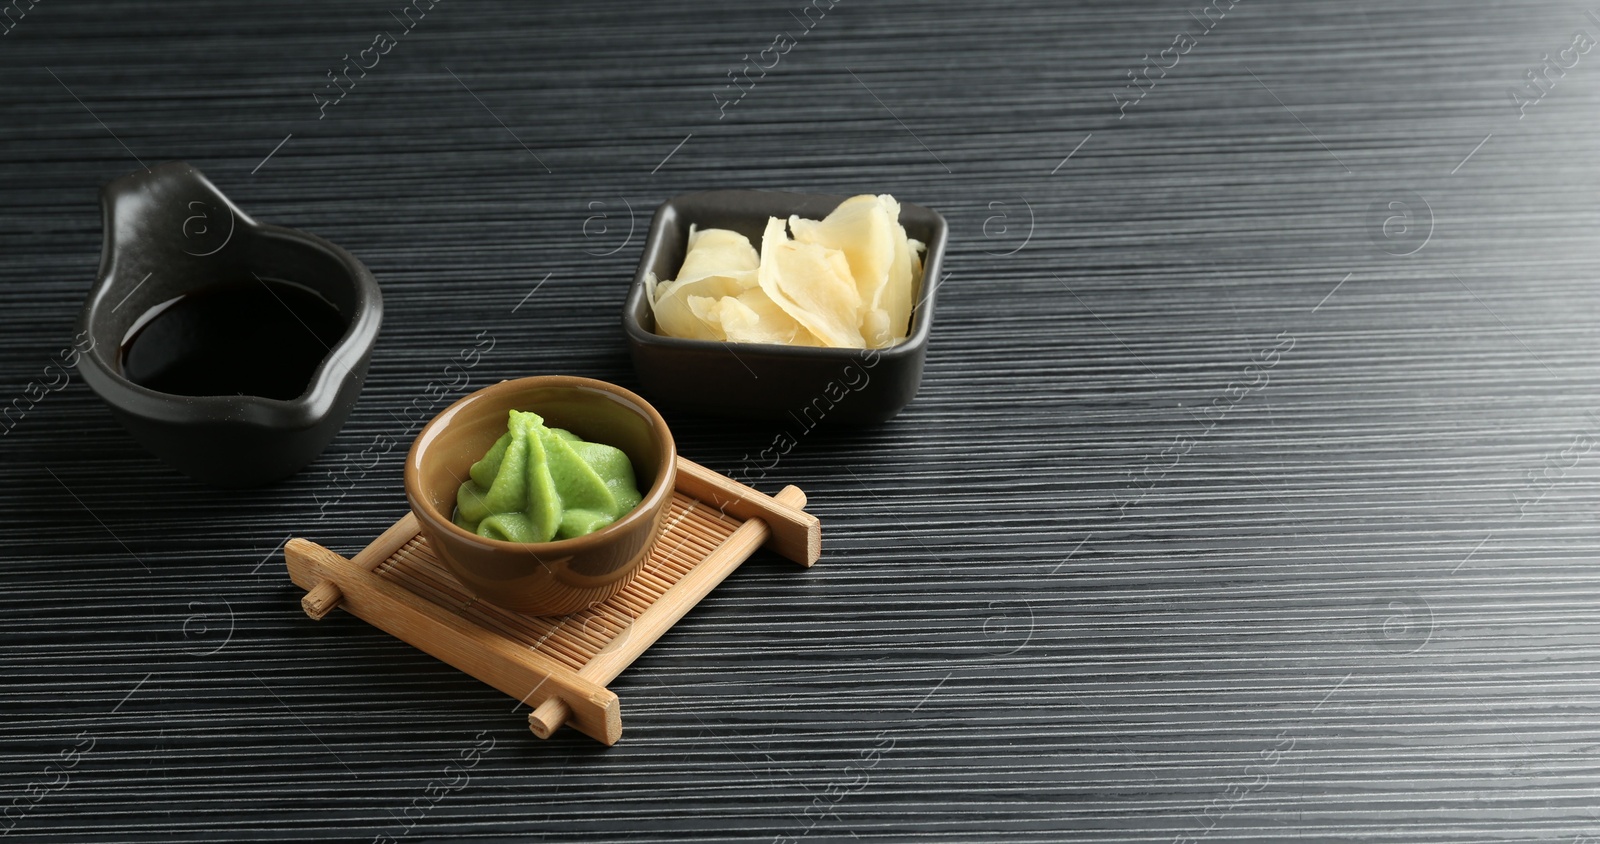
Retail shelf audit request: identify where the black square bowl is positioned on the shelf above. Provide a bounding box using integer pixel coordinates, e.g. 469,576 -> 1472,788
623,190 -> 947,425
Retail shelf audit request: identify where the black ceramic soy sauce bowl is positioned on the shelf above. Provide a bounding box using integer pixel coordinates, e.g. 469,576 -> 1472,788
76,162 -> 382,487
623,190 -> 948,424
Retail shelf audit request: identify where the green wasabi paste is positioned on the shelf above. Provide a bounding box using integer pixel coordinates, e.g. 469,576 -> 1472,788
454,410 -> 643,543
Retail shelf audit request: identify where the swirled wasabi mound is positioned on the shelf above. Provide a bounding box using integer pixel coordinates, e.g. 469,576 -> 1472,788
453,410 -> 642,543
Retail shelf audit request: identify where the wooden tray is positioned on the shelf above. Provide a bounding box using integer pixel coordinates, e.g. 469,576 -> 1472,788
283,457 -> 819,745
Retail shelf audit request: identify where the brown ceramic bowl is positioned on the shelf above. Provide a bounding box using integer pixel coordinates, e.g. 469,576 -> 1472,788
403,376 -> 676,616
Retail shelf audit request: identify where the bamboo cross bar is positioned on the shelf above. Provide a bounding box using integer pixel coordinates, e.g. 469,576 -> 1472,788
672,459 -> 819,567
283,457 -> 818,745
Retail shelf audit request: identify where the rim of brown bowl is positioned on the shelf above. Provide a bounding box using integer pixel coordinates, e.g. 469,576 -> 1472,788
403,375 -> 677,558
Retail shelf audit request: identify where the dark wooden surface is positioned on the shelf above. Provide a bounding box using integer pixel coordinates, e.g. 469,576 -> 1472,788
4,0 -> 1600,840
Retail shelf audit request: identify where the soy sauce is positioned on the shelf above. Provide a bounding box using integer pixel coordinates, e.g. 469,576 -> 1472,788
120,278 -> 346,400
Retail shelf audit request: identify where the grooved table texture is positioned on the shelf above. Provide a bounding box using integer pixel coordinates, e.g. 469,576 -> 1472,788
3,0 -> 1600,841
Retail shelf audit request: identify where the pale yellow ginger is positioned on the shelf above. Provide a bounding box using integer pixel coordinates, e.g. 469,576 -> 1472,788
648,195 -> 925,349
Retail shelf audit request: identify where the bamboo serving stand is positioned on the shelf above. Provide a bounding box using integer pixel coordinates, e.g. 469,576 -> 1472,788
284,457 -> 819,745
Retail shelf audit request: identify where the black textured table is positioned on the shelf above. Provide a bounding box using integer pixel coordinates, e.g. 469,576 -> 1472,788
5,0 -> 1600,841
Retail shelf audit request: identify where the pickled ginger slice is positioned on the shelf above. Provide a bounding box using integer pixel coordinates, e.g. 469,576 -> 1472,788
650,225 -> 761,341
878,195 -> 922,345
720,288 -> 823,346
677,225 -> 759,283
683,295 -> 728,340
653,270 -> 755,340
757,217 -> 864,348
788,194 -> 896,311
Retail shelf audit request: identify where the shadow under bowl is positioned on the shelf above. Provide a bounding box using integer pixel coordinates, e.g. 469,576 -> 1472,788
404,376 -> 677,617
623,189 -> 949,425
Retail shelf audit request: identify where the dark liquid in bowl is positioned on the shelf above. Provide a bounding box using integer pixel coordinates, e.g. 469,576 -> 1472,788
120,278 -> 346,400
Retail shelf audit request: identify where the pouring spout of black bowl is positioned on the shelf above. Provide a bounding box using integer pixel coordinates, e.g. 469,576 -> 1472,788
76,162 -> 382,488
